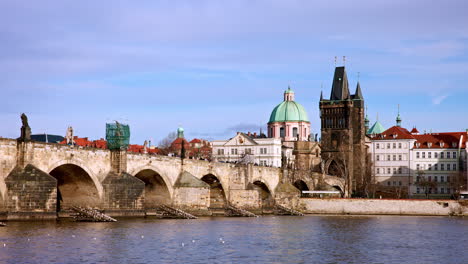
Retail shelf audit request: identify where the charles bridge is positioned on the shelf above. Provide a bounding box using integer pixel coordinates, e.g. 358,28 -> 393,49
0,137 -> 319,220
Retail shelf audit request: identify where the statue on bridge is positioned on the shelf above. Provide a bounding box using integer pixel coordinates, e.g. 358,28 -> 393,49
18,113 -> 31,141
65,126 -> 75,145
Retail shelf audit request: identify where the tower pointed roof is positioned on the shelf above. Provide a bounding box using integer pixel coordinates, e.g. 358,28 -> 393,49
320,90 -> 323,101
367,120 -> 385,135
354,82 -> 363,100
330,66 -> 350,101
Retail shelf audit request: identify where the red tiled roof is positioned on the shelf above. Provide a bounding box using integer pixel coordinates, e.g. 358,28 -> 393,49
410,127 -> 419,134
190,138 -> 202,143
371,126 -> 415,140
412,132 -> 466,149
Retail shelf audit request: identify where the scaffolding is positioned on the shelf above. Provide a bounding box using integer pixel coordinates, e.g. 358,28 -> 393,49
106,122 -> 130,150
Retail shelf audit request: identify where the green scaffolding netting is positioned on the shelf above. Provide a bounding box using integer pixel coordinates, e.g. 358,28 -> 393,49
106,122 -> 130,150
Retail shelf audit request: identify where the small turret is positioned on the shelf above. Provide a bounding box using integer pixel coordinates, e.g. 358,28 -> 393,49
177,126 -> 184,139
396,104 -> 402,127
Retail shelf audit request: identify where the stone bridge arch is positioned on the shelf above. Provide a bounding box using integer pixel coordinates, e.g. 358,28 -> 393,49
129,165 -> 174,203
47,159 -> 103,199
250,180 -> 275,213
49,163 -> 102,211
201,173 -> 227,211
133,167 -> 173,207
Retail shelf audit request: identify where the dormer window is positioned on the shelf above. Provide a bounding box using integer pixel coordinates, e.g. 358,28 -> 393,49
416,142 -> 421,148
440,142 -> 444,148
428,142 -> 432,148
393,134 -> 398,139
452,142 -> 457,148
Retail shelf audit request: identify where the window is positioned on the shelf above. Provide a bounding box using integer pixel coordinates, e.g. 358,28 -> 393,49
434,152 -> 438,158
387,155 -> 391,161
399,155 -> 402,161
434,164 -> 438,171
398,143 -> 402,149
453,164 -> 457,170
398,168 -> 402,174
387,143 -> 391,149
376,155 -> 380,161
441,176 -> 444,182
393,155 -> 396,161
440,152 -> 444,159
260,148 -> 267,154
441,188 -> 445,194
416,152 -> 420,159
434,176 -> 438,182
428,176 -> 432,182
428,152 -> 431,159
280,127 -> 285,137
377,168 -> 380,174
453,152 -> 457,159
231,148 -> 238,155
217,149 -> 225,155
417,188 -> 420,194
387,181 -> 391,186
441,164 -> 445,171
387,168 -> 391,174
447,188 -> 451,194
245,148 -> 252,155
434,188 -> 438,194
399,181 -> 402,186
422,152 -> 426,158
393,168 -> 397,174
393,143 -> 396,149
292,127 -> 298,138
447,164 -> 451,171
428,164 -> 432,171
376,143 -> 380,149
416,164 -> 420,170
447,152 -> 451,159
416,176 -> 420,182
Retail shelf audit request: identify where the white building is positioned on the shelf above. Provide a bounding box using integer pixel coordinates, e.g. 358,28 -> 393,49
368,122 -> 467,198
211,132 -> 283,167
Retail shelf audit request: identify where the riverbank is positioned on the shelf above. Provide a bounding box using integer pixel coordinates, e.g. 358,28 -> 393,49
297,198 -> 468,216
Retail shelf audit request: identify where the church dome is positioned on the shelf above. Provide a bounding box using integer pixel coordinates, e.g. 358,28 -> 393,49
269,88 -> 309,123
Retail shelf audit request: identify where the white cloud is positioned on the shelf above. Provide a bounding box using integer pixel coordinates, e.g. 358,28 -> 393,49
432,95 -> 448,105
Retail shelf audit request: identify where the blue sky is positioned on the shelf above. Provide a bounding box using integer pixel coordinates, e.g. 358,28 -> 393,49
1,0 -> 467,144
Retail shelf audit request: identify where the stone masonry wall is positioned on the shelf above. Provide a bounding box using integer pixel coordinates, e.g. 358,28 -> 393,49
298,198 -> 468,216
5,164 -> 57,219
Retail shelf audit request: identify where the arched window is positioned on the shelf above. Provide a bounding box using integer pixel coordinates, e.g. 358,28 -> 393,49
280,127 -> 285,137
292,127 -> 298,138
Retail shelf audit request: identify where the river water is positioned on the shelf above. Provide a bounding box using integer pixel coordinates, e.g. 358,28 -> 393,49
0,215 -> 467,264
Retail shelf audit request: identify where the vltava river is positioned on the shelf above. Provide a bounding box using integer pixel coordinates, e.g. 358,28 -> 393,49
0,216 -> 467,264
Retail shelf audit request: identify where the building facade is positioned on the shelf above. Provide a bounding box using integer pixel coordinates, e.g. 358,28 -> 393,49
211,132 -> 282,167
319,66 -> 367,195
368,121 -> 467,198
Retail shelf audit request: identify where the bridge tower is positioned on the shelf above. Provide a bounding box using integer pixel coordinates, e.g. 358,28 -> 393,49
319,66 -> 366,196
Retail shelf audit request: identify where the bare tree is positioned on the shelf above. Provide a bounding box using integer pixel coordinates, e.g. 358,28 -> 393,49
415,170 -> 437,199
158,132 -> 177,154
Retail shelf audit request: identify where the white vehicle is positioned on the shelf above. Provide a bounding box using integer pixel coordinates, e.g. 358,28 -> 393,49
460,191 -> 468,200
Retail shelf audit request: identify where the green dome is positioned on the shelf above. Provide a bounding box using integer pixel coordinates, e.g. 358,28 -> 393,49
269,101 -> 310,123
367,120 -> 385,135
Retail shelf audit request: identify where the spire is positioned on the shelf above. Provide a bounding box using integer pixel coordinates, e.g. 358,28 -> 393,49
354,81 -> 363,100
330,66 -> 350,100
284,86 -> 295,101
320,90 -> 323,101
396,104 -> 402,127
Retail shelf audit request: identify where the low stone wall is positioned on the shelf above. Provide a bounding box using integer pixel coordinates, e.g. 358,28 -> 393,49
298,198 -> 468,216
